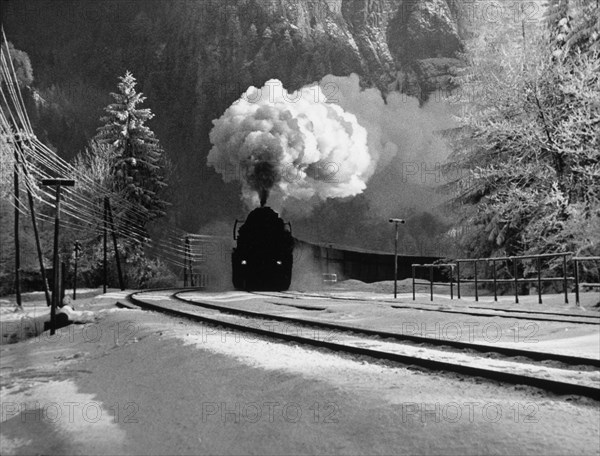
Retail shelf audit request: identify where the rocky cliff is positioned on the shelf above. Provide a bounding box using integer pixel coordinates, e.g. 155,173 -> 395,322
163,0 -> 464,99
152,0 -> 464,230
3,0 -> 465,247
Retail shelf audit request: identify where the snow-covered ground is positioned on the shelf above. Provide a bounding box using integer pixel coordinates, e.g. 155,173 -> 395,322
1,288 -> 599,455
180,285 -> 600,360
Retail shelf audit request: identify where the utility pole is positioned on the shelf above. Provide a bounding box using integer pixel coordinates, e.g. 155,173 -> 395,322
73,240 -> 81,300
13,148 -> 22,310
14,134 -> 51,307
41,179 -> 75,335
105,197 -> 124,290
103,197 -> 108,293
389,218 -> 406,299
184,236 -> 190,287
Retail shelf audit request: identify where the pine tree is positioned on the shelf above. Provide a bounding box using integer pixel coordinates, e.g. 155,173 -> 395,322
94,71 -> 168,227
446,3 -> 600,271
282,30 -> 293,51
0,42 -> 33,88
247,23 -> 258,53
545,0 -> 599,56
262,27 -> 273,41
0,132 -> 13,200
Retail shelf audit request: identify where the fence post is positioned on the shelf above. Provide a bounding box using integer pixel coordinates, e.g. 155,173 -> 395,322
537,257 -> 542,304
457,261 -> 461,299
474,260 -> 478,302
513,258 -> 519,304
492,259 -> 497,302
411,265 -> 415,300
563,254 -> 569,304
429,265 -> 433,301
450,265 -> 454,300
574,258 -> 580,306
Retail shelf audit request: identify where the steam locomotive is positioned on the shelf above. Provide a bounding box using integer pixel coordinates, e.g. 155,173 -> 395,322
232,206 -> 293,291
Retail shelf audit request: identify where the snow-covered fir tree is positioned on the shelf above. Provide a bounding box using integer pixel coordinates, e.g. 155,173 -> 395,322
94,71 -> 168,228
446,0 -> 599,281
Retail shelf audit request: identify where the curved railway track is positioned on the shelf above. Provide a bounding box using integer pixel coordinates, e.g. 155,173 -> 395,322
256,291 -> 600,325
123,288 -> 600,400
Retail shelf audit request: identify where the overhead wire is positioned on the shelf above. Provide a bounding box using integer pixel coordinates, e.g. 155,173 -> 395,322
0,32 -> 220,273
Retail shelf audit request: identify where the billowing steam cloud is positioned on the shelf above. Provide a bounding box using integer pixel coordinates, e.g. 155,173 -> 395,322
208,74 -> 456,218
319,74 -> 456,218
207,79 -> 373,208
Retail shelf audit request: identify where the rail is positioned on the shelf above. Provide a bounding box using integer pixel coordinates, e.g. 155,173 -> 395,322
454,252 -> 573,304
573,256 -> 600,305
410,252 -> 600,305
411,263 -> 455,301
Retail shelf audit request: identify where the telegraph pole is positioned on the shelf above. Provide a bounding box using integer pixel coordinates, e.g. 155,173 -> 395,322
41,179 -> 75,334
105,198 -> 124,290
13,134 -> 51,307
73,240 -> 81,300
389,218 -> 405,299
13,148 -> 22,309
184,236 -> 190,287
103,197 -> 108,293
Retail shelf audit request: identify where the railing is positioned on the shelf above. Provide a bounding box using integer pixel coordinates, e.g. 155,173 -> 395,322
322,273 -> 338,284
410,252 -> 600,305
455,252 -> 573,304
573,256 -> 600,305
411,263 -> 455,301
190,271 -> 209,289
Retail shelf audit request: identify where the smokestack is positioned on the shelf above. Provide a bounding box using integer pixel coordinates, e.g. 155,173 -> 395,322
259,189 -> 268,207
249,161 -> 277,208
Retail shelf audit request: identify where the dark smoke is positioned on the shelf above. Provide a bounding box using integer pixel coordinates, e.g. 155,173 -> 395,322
247,161 -> 279,206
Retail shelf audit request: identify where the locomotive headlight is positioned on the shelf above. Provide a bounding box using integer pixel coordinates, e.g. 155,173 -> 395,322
276,260 -> 282,265
241,260 -> 247,265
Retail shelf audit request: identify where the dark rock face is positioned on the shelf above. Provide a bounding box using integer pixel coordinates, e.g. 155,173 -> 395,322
245,0 -> 465,97
398,0 -> 462,59
414,56 -> 465,96
2,0 -> 466,230
389,0 -> 464,97
167,0 -> 464,99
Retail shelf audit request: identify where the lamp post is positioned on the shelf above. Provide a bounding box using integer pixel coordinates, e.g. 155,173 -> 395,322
41,178 -> 75,334
389,218 -> 405,298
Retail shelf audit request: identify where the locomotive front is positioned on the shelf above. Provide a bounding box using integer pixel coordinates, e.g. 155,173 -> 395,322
232,206 -> 293,291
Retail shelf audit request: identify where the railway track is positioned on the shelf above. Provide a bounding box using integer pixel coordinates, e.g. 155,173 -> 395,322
123,289 -> 600,400
257,290 -> 600,325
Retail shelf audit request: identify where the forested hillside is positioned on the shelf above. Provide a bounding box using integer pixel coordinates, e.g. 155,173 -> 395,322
2,0 -> 464,253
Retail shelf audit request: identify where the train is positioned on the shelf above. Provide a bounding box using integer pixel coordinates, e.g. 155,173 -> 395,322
232,206 -> 294,291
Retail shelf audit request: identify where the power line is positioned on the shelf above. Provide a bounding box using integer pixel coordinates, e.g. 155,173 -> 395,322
0,32 -> 217,274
